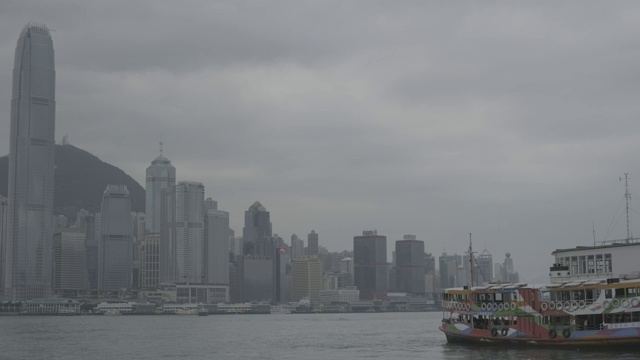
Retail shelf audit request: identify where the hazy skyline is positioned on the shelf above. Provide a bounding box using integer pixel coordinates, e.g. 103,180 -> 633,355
2,1 -> 640,281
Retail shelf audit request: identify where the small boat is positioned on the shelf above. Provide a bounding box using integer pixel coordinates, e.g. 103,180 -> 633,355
57,308 -> 77,316
197,307 -> 209,316
103,309 -> 121,316
175,309 -> 198,315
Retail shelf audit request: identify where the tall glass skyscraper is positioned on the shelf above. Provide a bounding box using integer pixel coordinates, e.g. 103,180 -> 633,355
4,23 -> 56,301
145,148 -> 175,234
99,185 -> 133,291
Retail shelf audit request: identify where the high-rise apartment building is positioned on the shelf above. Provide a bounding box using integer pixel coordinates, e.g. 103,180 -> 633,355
4,24 -> 56,301
53,228 -> 86,296
395,235 -> 425,294
204,198 -> 230,285
242,201 -> 272,256
99,185 -> 133,291
145,149 -> 176,233
354,230 -> 388,300
307,230 -> 319,256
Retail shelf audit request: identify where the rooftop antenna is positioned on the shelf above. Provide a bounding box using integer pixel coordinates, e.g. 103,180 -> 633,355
159,132 -> 164,156
468,233 -> 474,288
592,220 -> 596,246
623,173 -> 632,242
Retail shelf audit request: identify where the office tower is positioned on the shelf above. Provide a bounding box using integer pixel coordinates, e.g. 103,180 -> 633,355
242,201 -> 272,256
75,210 -> 98,291
53,228 -> 86,296
4,24 -> 56,301
139,234 -> 160,289
229,256 -> 243,303
145,147 -> 176,233
174,182 -> 205,284
501,252 -> 519,283
291,256 -> 323,304
290,234 -> 304,260
242,255 -> 273,302
0,196 -> 8,295
159,186 -> 175,283
229,236 -> 243,256
204,198 -> 230,285
354,230 -> 388,300
131,212 -> 145,289
307,230 -> 319,256
395,235 -> 426,294
439,253 -> 462,289
99,185 -> 133,291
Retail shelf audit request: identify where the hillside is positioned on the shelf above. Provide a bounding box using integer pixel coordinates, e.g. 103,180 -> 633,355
0,144 -> 145,218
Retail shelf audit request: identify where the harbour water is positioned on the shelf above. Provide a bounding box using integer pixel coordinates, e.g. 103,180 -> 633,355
2,312 -> 640,360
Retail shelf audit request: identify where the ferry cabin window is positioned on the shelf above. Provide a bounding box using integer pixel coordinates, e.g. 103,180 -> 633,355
571,257 -> 578,274
495,293 -> 503,302
579,256 -> 586,274
605,289 -> 612,298
604,254 -> 612,273
587,255 -> 595,273
596,254 -> 603,273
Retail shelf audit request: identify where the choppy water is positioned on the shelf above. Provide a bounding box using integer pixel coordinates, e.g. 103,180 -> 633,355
2,312 -> 640,360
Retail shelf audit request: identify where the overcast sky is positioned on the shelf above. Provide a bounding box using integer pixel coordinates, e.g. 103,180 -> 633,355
3,1 -> 640,281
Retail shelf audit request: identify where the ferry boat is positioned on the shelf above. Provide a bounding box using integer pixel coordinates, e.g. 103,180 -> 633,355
439,274 -> 640,346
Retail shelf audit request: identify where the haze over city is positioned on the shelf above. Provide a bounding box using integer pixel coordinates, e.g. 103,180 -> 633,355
3,1 -> 640,282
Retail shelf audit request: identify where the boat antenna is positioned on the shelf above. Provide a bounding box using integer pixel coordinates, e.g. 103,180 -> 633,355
468,233 -> 474,288
592,220 -> 596,246
623,173 -> 632,242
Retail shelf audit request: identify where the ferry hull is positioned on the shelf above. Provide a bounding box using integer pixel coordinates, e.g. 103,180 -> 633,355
440,324 -> 640,347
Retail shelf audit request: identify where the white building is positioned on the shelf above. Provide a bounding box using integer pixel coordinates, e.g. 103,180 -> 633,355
319,288 -> 360,304
551,242 -> 640,282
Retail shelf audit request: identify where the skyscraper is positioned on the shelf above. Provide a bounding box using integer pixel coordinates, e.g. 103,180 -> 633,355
0,196 -> 8,295
4,24 -> 56,301
242,201 -> 272,256
53,228 -> 86,296
145,147 -> 176,234
353,230 -> 388,300
204,198 -> 230,285
174,182 -> 205,284
99,185 -> 133,292
395,235 -> 425,294
290,234 -> 304,260
291,256 -> 323,304
307,230 -> 319,256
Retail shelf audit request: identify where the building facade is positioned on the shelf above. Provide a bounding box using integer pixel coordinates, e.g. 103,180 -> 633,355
291,256 -> 323,304
53,228 -> 86,296
0,196 -> 7,294
139,234 -> 160,289
395,236 -> 426,294
204,198 -> 230,285
4,23 -> 56,301
353,230 -> 388,300
174,181 -> 205,284
99,185 -> 133,291
242,201 -> 272,256
290,234 -> 304,260
307,230 -> 319,256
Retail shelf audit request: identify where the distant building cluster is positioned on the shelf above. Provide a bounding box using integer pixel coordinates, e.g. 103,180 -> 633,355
0,23 -> 524,309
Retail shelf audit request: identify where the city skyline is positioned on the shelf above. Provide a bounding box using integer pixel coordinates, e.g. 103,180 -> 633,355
4,3 -> 640,282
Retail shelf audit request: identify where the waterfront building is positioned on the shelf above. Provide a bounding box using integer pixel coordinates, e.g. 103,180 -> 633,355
4,24 -> 56,301
204,198 -> 230,285
53,228 -> 86,296
99,185 -> 133,292
307,230 -> 319,256
139,233 -> 160,289
145,147 -> 176,234
319,288 -> 360,305
75,211 -> 98,291
354,230 -> 388,300
291,256 -> 323,304
395,235 -> 426,295
242,201 -> 272,256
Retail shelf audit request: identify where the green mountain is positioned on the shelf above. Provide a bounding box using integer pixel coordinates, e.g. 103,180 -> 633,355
0,144 -> 145,218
